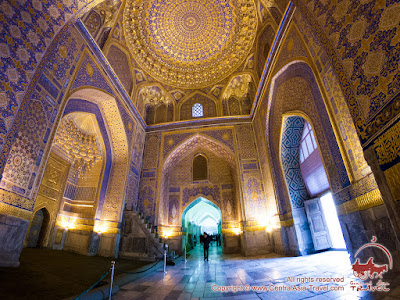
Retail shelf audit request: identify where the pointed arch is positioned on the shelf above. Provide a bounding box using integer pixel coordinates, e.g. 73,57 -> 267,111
158,133 -> 242,229
255,21 -> 277,78
265,60 -> 351,215
63,89 -> 129,224
178,92 -> 218,120
163,134 -> 237,174
135,83 -> 175,124
181,197 -> 222,225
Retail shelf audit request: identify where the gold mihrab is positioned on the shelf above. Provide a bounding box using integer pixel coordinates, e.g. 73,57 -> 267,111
123,0 -> 257,89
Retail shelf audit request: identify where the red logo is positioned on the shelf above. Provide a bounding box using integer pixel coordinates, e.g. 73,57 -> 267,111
352,257 -> 388,280
350,236 -> 392,292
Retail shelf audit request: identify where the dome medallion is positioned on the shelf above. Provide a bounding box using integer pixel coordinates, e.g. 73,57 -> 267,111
123,0 -> 257,89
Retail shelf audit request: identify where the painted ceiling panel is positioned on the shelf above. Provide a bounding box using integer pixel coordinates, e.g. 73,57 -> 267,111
123,0 -> 258,89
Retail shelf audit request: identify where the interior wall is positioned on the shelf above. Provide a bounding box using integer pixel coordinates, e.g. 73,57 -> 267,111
291,1 -> 400,251
158,134 -> 241,254
137,126 -> 274,256
0,24 -> 89,267
106,45 -> 133,95
25,152 -> 70,248
179,94 -> 217,120
1,0 -> 399,266
166,147 -> 236,224
256,23 -> 276,78
292,0 -> 400,145
252,14 -> 395,261
0,20 -> 145,265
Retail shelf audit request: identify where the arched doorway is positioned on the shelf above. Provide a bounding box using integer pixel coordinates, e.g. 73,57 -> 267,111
265,60 -> 357,257
27,89 -> 130,257
181,197 -> 222,252
280,115 -> 346,254
155,134 -> 242,255
26,208 -> 50,248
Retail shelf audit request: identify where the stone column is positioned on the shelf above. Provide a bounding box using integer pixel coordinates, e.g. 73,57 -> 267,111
364,146 -> 400,244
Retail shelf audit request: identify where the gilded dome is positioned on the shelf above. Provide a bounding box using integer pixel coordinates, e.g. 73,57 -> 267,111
123,0 -> 257,89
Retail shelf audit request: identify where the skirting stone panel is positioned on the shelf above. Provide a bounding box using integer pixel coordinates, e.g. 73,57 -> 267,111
63,229 -> 92,255
223,234 -> 241,254
241,230 -> 272,256
0,213 -> 29,267
98,233 -> 119,258
166,236 -> 182,255
276,226 -> 301,256
339,204 -> 399,267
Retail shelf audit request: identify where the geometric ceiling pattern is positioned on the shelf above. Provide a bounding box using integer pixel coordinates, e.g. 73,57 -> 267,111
123,0 -> 257,88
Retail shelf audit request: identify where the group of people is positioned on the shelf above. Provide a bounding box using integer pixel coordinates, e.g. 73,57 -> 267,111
199,232 -> 221,261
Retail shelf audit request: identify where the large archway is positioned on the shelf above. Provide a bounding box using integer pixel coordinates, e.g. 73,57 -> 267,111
50,110 -> 106,255
181,197 -> 222,253
157,134 -> 242,255
280,115 -> 347,255
265,60 -> 355,256
28,88 -> 129,257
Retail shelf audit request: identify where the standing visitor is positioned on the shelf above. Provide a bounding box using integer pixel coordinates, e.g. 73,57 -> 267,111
203,232 -> 210,261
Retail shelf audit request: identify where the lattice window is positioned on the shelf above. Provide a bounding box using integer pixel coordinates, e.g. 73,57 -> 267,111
300,121 -> 318,163
192,103 -> 203,117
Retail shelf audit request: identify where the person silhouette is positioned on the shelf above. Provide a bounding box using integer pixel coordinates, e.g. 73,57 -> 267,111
203,232 -> 210,261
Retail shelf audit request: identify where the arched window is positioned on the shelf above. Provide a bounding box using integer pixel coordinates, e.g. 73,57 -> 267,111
193,154 -> 208,181
192,103 -> 203,118
299,121 -> 317,163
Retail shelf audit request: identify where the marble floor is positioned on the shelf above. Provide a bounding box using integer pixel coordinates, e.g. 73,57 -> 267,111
114,244 -> 400,300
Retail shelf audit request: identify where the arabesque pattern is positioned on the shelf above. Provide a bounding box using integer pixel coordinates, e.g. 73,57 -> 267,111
123,0 -> 257,88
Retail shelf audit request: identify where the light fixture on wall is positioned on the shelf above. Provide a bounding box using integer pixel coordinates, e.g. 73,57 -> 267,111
58,216 -> 76,230
255,213 -> 280,232
232,225 -> 242,235
232,228 -> 241,235
162,228 -> 173,239
94,220 -> 108,234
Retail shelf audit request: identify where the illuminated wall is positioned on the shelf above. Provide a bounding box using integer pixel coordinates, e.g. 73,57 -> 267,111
0,18 -> 144,266
252,8 -> 396,260
137,125 -> 275,255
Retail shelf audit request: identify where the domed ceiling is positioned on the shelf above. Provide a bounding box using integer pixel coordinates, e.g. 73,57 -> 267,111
123,0 -> 258,89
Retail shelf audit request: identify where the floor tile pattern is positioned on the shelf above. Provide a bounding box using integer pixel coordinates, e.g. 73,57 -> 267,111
114,245 -> 400,300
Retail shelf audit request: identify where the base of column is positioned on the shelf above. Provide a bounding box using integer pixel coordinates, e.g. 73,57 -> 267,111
0,213 -> 29,268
